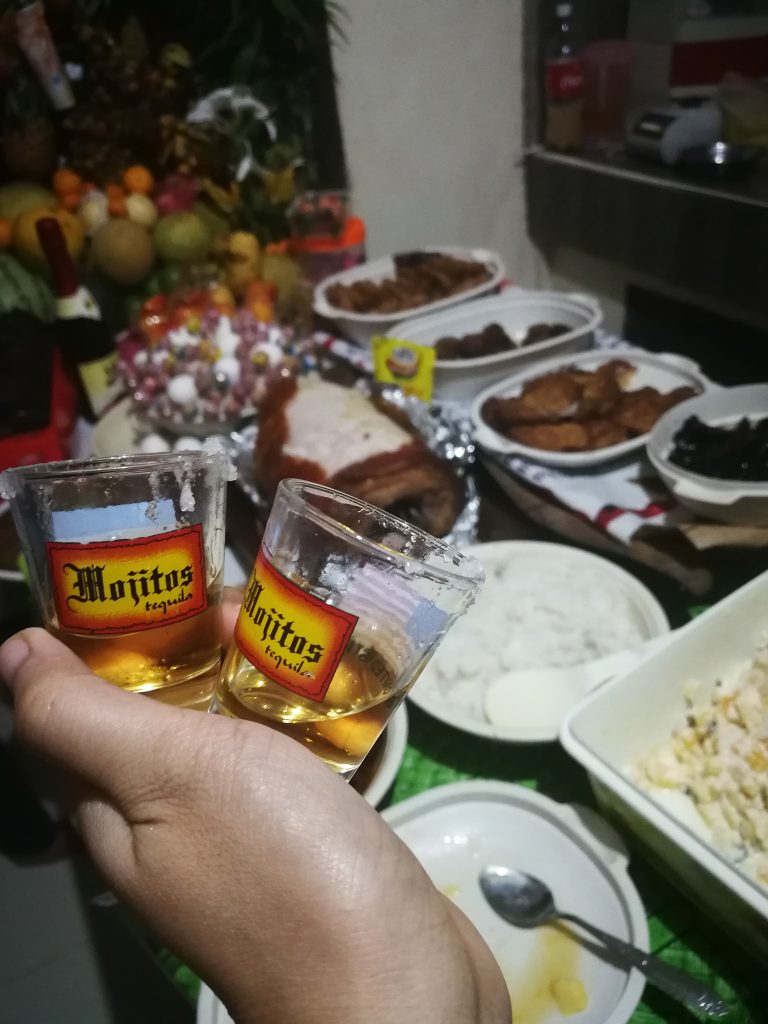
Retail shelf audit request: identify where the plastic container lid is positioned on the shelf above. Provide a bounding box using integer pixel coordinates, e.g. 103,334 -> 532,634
291,216 -> 366,254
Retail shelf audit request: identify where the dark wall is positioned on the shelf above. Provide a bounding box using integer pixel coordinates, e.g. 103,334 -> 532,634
625,286 -> 768,385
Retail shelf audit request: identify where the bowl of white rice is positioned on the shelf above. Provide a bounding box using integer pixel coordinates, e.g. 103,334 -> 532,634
409,541 -> 669,742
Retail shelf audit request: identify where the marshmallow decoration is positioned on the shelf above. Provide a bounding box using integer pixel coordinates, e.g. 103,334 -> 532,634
168,326 -> 199,352
119,306 -> 297,427
167,373 -> 198,406
214,356 -> 241,385
139,432 -> 172,453
174,436 -> 204,451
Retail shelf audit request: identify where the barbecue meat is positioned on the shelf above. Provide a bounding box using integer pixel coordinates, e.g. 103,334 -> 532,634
255,377 -> 462,537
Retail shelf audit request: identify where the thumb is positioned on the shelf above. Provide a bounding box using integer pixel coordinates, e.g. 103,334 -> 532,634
0,627 -> 195,803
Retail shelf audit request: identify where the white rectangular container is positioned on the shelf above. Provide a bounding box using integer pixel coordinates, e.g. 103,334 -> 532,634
561,569 -> 768,956
390,290 -> 601,403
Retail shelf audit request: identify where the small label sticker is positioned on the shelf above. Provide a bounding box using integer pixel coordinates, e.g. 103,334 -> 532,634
234,548 -> 358,703
47,524 -> 207,635
371,336 -> 435,402
78,350 -> 122,415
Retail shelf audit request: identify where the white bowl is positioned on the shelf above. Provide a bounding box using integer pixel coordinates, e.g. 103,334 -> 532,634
647,384 -> 768,525
390,290 -> 602,403
351,702 -> 408,807
313,246 -> 506,348
472,349 -> 712,469
561,568 -> 768,956
409,541 -> 669,743
383,781 -> 648,1024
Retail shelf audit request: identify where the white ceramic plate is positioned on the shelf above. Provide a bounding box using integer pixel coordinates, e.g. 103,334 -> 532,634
472,350 -> 712,468
408,541 -> 669,743
313,246 -> 506,348
384,781 -> 648,1024
196,704 -> 409,1024
351,702 -> 409,808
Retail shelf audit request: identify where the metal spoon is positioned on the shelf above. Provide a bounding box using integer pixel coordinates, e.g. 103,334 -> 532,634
479,866 -> 730,1018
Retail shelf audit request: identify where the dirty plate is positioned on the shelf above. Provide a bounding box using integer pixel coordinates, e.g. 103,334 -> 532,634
384,781 -> 647,1024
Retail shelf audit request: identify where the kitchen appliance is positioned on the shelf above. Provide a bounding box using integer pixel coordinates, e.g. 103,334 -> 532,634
625,101 -> 723,164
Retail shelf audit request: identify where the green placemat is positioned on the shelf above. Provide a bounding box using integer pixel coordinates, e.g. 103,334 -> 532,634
155,699 -> 764,1021
388,705 -> 764,1024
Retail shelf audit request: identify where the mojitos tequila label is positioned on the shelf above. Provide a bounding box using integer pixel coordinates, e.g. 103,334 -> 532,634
234,548 -> 358,703
47,524 -> 207,634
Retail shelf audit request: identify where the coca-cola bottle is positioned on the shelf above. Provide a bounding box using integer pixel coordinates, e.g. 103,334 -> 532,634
544,2 -> 584,152
35,217 -> 122,422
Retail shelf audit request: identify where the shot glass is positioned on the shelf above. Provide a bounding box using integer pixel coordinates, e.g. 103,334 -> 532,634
212,479 -> 484,777
1,447 -> 229,711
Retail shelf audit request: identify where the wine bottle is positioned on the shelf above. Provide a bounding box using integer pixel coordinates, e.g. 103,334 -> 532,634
35,216 -> 122,421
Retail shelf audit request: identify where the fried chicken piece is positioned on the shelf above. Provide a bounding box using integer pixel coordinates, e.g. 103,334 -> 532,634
516,372 -> 581,420
612,388 -> 669,435
435,323 -> 513,361
510,421 -> 590,452
585,419 -> 630,449
569,360 -> 634,418
521,322 -> 570,346
481,374 -> 580,432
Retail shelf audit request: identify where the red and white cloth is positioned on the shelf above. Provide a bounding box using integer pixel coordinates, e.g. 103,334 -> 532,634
499,451 -> 693,545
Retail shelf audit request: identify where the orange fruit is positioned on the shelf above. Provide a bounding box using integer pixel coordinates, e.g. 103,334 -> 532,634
249,299 -> 274,323
58,190 -> 81,212
0,217 -> 11,248
53,168 -> 83,196
122,165 -> 154,195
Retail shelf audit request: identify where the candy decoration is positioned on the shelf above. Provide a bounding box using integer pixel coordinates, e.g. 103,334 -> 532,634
167,372 -> 198,406
118,307 -> 297,427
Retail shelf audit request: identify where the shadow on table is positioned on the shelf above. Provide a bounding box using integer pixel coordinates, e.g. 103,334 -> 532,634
70,852 -> 197,1024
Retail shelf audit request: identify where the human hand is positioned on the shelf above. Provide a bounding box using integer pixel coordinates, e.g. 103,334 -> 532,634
0,596 -> 511,1024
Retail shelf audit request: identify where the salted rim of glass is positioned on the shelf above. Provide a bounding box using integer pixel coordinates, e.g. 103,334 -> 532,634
0,447 -> 229,487
278,478 -> 484,591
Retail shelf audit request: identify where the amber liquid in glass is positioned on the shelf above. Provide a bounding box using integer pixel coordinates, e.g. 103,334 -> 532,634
49,588 -> 222,711
213,638 -> 401,776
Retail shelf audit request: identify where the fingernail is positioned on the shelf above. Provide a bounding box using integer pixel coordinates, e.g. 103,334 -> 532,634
0,635 -> 31,688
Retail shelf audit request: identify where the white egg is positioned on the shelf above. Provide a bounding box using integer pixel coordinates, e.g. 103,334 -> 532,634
167,373 -> 198,406
139,432 -> 171,454
173,436 -> 204,451
214,355 -> 241,385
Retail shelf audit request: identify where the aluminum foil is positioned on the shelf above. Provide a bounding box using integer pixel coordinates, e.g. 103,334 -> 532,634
229,381 -> 480,546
